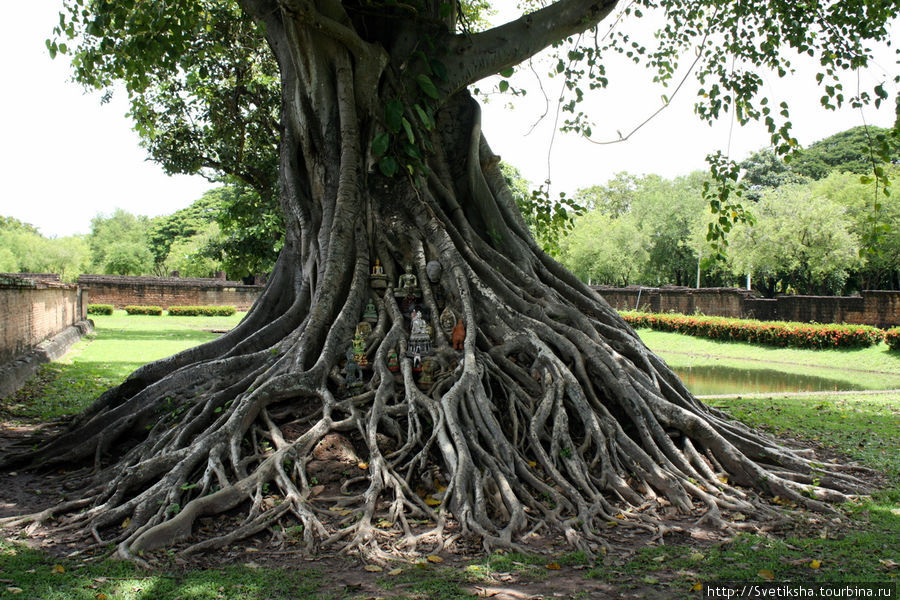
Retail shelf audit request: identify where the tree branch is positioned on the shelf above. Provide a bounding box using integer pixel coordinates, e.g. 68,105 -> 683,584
444,0 -> 620,94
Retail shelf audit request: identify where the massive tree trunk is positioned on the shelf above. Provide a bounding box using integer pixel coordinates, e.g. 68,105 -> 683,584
2,0 -> 868,561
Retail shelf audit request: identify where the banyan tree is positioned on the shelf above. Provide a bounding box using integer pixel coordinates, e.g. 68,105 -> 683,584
2,0 -> 895,560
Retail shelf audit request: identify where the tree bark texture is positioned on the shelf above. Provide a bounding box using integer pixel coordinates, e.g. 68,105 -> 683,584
0,0 -> 870,561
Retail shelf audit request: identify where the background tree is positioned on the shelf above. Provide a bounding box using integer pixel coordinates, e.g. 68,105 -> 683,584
5,0 -> 895,562
789,125 -> 898,181
0,217 -> 89,281
558,210 -> 648,285
87,209 -> 154,276
728,184 -> 863,296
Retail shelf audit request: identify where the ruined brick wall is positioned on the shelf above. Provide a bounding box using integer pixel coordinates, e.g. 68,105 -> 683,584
78,275 -> 263,311
774,292 -> 900,329
591,285 -> 899,328
0,275 -> 86,365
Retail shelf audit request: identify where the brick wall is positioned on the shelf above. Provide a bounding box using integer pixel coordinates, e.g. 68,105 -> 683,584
78,274 -> 263,311
0,275 -> 87,365
591,285 -> 900,328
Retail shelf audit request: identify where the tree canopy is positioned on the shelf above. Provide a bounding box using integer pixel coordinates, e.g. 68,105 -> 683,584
49,0 -> 900,248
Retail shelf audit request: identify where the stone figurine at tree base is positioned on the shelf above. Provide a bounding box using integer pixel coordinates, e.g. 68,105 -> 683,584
369,259 -> 388,291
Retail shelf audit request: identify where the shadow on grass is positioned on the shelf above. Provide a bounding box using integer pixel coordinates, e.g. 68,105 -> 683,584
92,328 -> 224,343
0,542 -> 332,600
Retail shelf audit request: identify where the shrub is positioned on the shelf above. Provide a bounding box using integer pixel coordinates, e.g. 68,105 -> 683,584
87,304 -> 114,315
167,305 -> 237,317
124,305 -> 163,316
886,327 -> 900,351
620,311 -> 885,350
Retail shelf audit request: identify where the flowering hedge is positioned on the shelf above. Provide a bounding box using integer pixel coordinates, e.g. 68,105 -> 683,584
124,305 -> 164,316
886,327 -> 900,351
620,311 -> 885,349
167,305 -> 236,317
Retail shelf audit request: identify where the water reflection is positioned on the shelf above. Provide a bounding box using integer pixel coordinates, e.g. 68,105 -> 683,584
673,365 -> 864,396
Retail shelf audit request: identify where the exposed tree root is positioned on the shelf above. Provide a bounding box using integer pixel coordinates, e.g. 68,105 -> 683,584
0,8 -> 874,563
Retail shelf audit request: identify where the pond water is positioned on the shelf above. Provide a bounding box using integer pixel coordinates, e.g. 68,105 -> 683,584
673,365 -> 864,396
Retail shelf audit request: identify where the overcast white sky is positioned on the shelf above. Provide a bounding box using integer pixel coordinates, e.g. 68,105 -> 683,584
1,3 -> 896,238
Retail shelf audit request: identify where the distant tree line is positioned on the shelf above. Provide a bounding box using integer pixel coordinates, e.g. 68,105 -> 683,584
0,183 -> 283,282
3,126 -> 896,293
553,126 -> 900,295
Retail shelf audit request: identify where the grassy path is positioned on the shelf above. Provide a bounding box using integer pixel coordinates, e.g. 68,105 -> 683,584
3,311 -> 245,420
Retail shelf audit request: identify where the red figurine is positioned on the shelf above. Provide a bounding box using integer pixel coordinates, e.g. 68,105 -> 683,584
451,318 -> 465,350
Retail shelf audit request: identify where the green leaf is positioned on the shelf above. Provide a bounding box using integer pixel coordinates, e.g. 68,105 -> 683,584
413,104 -> 433,130
499,67 -> 514,78
401,117 -> 415,144
402,141 -> 422,160
371,132 -> 390,157
499,80 -> 509,93
379,156 -> 399,177
385,99 -> 403,133
430,59 -> 448,82
415,74 -> 439,99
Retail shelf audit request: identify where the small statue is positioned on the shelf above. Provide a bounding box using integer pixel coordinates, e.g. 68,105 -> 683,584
412,352 -> 423,371
352,327 -> 369,368
394,263 -> 421,298
363,298 -> 378,323
452,318 -> 465,350
417,358 -> 435,390
370,258 -> 388,291
410,309 -> 428,335
407,308 -> 433,357
387,350 -> 400,373
345,348 -> 361,387
356,321 -> 372,339
426,260 -> 442,283
439,306 -> 456,336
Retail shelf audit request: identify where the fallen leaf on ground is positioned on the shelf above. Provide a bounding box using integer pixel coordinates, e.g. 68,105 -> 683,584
52,565 -> 66,574
810,560 -> 821,569
545,562 -> 561,570
691,582 -> 704,592
388,568 -> 403,576
364,565 -> 383,572
758,569 -> 775,580
426,555 -> 444,563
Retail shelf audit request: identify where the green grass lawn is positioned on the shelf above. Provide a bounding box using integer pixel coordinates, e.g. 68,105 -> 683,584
2,319 -> 898,599
3,310 -> 245,420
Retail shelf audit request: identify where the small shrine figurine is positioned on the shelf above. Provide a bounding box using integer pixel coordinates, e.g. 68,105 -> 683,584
412,352 -> 423,372
394,264 -> 421,298
345,348 -> 362,388
352,327 -> 369,368
439,306 -> 456,336
356,321 -> 372,339
363,298 -> 378,323
451,318 -> 465,350
417,359 -> 435,390
407,309 -> 433,357
369,259 -> 388,291
387,350 -> 400,372
426,260 -> 442,283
